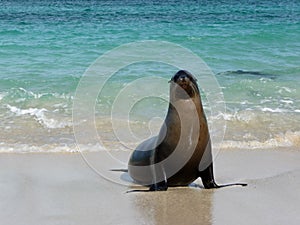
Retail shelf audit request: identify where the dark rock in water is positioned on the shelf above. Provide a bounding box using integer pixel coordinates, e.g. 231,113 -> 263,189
218,70 -> 277,79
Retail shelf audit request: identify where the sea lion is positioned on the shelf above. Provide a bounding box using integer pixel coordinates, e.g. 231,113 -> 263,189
128,70 -> 246,191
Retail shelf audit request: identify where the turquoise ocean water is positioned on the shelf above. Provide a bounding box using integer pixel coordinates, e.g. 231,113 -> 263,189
0,0 -> 299,152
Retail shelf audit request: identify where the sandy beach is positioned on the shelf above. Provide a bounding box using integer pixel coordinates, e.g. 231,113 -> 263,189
1,1 -> 300,225
0,149 -> 299,225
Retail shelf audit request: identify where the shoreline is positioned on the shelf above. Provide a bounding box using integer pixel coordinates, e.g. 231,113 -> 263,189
0,149 -> 299,225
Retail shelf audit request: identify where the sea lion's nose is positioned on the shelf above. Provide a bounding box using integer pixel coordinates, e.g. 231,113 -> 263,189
179,74 -> 187,82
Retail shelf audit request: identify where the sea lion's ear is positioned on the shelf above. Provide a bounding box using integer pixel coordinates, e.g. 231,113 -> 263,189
189,74 -> 197,82
191,75 -> 197,82
168,77 -> 174,83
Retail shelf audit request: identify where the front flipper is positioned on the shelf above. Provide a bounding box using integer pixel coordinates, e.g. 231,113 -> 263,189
199,163 -> 247,189
149,181 -> 168,191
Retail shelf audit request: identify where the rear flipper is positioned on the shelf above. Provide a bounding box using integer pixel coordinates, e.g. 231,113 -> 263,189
199,163 -> 247,189
126,181 -> 168,193
110,169 -> 128,172
127,164 -> 169,192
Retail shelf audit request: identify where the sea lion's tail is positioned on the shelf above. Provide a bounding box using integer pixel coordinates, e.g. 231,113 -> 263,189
110,169 -> 128,172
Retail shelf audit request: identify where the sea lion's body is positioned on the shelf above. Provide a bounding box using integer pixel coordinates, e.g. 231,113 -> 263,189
128,70 -> 246,190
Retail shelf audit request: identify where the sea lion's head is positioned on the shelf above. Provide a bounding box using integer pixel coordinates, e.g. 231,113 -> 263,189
170,70 -> 199,99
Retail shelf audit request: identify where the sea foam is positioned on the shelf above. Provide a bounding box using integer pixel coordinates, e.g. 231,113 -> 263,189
6,105 -> 72,129
221,131 -> 300,149
0,142 -> 109,153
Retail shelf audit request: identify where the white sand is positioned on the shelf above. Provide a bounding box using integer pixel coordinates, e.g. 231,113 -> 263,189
0,149 -> 299,225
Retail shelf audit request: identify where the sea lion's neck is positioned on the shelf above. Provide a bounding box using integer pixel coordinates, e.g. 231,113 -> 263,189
170,94 -> 204,115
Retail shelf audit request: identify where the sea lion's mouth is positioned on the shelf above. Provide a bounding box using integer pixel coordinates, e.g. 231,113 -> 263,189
175,81 -> 196,99
178,82 -> 188,89
176,76 -> 191,89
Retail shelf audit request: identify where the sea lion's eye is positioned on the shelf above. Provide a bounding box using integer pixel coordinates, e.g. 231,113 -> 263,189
189,75 -> 197,82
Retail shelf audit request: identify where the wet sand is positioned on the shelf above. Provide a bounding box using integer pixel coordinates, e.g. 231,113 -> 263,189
0,149 -> 299,225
